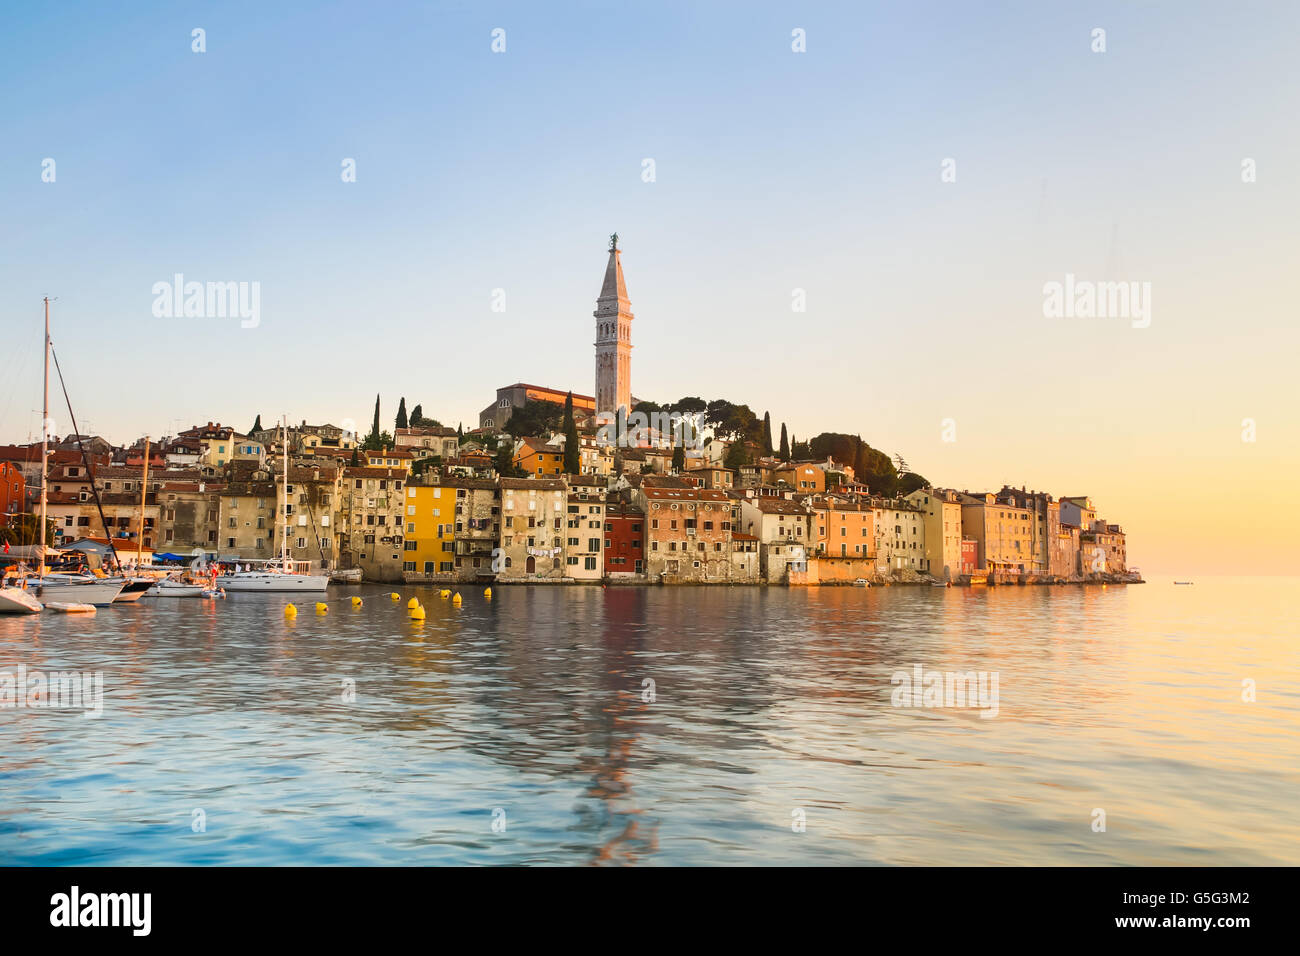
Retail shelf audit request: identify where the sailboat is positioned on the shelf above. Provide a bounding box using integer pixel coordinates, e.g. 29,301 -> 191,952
25,298 -> 125,608
223,417 -> 329,592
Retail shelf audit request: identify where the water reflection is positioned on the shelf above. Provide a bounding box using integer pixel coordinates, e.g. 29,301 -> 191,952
0,578 -> 1296,865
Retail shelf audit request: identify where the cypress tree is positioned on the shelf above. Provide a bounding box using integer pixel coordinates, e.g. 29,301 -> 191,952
396,397 -> 408,431
779,422 -> 789,460
250,414 -> 262,435
762,412 -> 773,456
672,444 -> 685,472
409,404 -> 423,426
369,394 -> 381,441
562,392 -> 580,475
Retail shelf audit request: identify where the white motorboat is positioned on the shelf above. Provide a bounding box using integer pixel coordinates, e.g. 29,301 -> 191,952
145,579 -> 206,598
0,586 -> 43,614
31,574 -> 127,607
222,561 -> 329,593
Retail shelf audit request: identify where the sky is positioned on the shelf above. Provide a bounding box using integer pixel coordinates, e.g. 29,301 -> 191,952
1,1 -> 1297,575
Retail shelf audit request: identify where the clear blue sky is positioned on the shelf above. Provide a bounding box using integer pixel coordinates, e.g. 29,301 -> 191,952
1,1 -> 1297,571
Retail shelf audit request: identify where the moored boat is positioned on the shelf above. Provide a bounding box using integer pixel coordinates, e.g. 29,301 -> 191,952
46,601 -> 96,614
113,579 -> 155,603
222,419 -> 329,593
145,579 -> 206,598
0,586 -> 43,614
31,574 -> 126,607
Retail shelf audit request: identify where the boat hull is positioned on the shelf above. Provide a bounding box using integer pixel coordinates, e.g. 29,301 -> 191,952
0,587 -> 43,614
145,582 -> 206,598
113,580 -> 154,603
32,578 -> 127,606
222,573 -> 330,593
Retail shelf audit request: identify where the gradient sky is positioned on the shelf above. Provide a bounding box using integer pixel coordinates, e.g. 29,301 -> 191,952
1,1 -> 1296,575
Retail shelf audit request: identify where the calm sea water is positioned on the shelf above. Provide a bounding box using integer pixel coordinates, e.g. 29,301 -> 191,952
1,577 -> 1296,866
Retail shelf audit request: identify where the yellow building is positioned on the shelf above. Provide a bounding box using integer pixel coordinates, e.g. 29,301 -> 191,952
404,480 -> 458,579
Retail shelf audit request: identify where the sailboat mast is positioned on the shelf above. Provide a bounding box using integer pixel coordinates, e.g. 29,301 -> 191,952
136,436 -> 150,568
281,416 -> 288,568
38,297 -> 49,573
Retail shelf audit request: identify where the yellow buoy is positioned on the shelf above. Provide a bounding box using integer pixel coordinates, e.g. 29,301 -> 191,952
351,596 -> 363,606
284,604 -> 297,618
451,592 -> 462,606
316,602 -> 328,614
407,597 -> 419,609
390,592 -> 400,601
439,589 -> 450,600
483,587 -> 492,599
409,604 -> 425,620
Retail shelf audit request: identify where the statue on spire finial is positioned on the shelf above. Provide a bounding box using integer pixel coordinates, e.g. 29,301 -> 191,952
609,232 -> 619,252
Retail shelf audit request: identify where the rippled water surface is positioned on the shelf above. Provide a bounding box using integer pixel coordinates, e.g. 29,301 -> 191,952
1,577 -> 1296,865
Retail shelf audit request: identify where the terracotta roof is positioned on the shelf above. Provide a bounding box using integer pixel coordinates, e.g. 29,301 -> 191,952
500,477 -> 567,491
643,487 -> 729,502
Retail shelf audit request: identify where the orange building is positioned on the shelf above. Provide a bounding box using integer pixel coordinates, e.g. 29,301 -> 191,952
810,498 -> 875,559
774,460 -> 827,493
514,438 -> 567,477
0,462 -> 25,520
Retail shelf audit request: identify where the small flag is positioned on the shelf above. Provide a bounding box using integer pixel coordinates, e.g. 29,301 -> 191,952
3,541 -> 9,554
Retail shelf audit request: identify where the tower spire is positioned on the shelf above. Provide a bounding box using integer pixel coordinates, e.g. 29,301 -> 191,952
594,234 -> 633,416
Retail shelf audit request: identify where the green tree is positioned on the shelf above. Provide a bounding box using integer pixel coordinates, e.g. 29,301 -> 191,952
562,392 -> 580,475
504,399 -> 565,438
494,441 -> 517,477
672,444 -> 685,472
0,514 -> 55,548
365,394 -> 381,445
762,412 -> 773,456
409,404 -> 423,426
779,422 -> 789,460
613,447 -> 624,477
395,397 -> 408,431
249,414 -> 262,435
349,449 -> 359,466
362,430 -> 394,452
724,440 -> 749,471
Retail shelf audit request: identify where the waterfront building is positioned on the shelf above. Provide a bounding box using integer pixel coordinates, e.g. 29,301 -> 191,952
275,462 -> 342,570
218,462 -> 278,559
809,495 -> 875,559
635,484 -> 736,583
1082,522 -> 1127,576
603,499 -> 646,577
340,465 -> 405,580
958,492 -> 1036,575
874,498 -> 926,573
497,477 -> 569,580
906,487 -> 963,581
737,492 -> 811,583
403,477 -> 458,580
446,477 -> 501,581
565,487 -> 605,580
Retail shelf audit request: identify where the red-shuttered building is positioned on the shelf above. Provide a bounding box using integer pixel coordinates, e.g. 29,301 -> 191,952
603,499 -> 645,577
